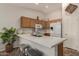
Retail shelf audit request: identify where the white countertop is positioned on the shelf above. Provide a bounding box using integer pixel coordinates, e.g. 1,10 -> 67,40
18,34 -> 66,48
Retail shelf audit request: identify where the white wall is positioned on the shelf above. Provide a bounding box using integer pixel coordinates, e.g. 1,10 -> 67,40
0,5 -> 45,50
0,5 -> 45,31
45,10 -> 62,20
62,3 -> 79,51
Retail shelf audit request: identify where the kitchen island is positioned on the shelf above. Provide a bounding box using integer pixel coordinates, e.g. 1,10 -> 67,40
18,34 -> 66,56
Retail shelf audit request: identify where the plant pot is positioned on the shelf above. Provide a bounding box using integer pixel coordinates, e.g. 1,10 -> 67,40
5,43 -> 13,53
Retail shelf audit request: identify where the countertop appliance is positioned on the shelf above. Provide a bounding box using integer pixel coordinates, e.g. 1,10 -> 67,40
32,24 -> 43,37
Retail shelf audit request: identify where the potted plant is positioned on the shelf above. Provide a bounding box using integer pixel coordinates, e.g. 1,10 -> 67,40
0,27 -> 18,53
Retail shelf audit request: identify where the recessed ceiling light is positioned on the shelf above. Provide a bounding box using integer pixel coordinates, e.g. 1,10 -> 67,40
45,6 -> 48,8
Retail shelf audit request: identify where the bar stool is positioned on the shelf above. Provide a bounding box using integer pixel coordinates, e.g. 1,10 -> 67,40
19,44 -> 31,56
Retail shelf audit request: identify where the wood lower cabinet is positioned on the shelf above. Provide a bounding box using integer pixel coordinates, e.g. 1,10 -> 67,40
58,43 -> 63,56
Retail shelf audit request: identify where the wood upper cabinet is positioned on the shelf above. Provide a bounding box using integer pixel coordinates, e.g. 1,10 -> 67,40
30,19 -> 35,28
20,16 -> 48,28
21,16 -> 35,28
21,17 -> 30,28
20,16 -> 61,28
39,20 -> 49,29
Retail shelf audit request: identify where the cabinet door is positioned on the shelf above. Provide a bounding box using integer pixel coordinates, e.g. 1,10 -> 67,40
30,19 -> 35,28
41,20 -> 46,29
21,16 -> 50,28
37,20 -> 44,29
41,21 -> 50,29
36,20 -> 49,29
45,21 -> 50,29
21,17 -> 31,28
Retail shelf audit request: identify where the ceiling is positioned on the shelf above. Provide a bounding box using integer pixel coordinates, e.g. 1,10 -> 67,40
0,3 -> 62,14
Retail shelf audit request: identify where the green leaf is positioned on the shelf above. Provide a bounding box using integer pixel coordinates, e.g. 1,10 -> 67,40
0,27 -> 17,44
